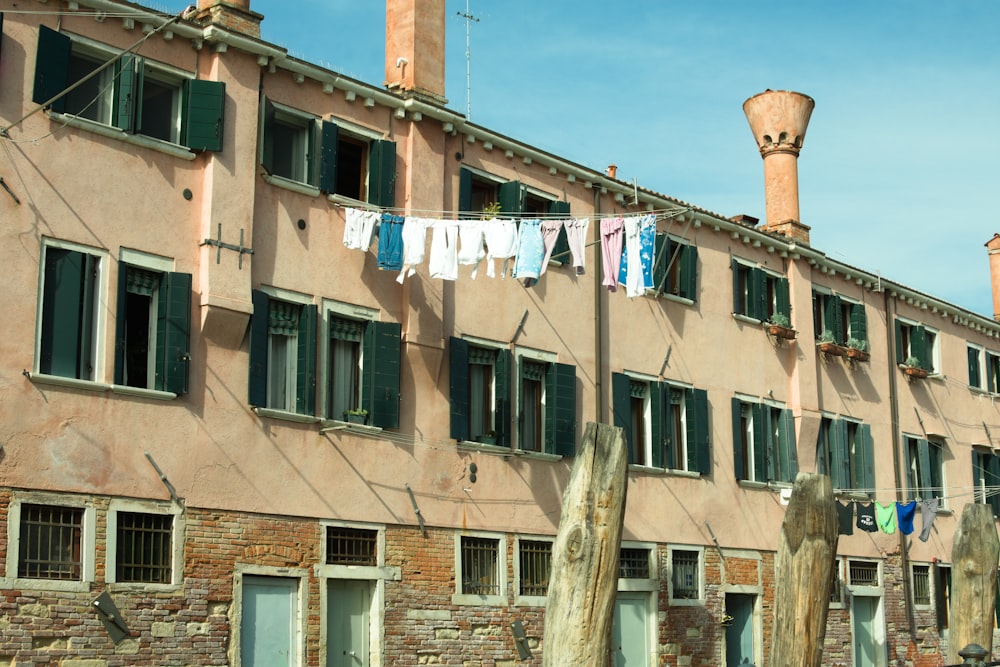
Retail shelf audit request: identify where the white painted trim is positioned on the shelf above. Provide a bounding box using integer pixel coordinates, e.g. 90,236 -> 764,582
106,499 -> 184,589
119,248 -> 174,273
452,531 -> 508,606
232,566 -> 309,667
666,544 -> 706,606
513,534 -> 555,607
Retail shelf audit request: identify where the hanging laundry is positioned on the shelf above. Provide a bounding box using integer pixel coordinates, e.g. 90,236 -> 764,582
918,498 -> 939,542
428,220 -> 460,281
564,217 -> 590,274
457,219 -> 487,279
538,220 -> 564,275
856,502 -> 878,532
483,218 -> 519,279
618,215 -> 656,298
397,216 -> 431,284
343,207 -> 380,251
837,500 -> 855,535
377,214 -> 405,271
896,501 -> 917,535
875,502 -> 897,534
514,219 -> 545,282
600,216 -> 625,291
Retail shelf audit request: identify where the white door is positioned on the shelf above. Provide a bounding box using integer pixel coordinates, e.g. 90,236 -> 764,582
852,595 -> 886,667
241,575 -> 298,667
327,579 -> 371,667
612,592 -> 649,666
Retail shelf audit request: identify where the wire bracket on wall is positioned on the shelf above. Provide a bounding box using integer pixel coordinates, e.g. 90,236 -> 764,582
405,483 -> 427,537
704,520 -> 726,565
145,451 -> 182,508
200,223 -> 254,269
985,421 -> 996,451
914,407 -> 927,438
658,347 -> 672,377
0,177 -> 21,205
510,309 -> 529,344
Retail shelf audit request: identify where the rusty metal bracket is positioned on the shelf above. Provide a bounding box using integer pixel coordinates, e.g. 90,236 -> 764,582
200,223 -> 253,269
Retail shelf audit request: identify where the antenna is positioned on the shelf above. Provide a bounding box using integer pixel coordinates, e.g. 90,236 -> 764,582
456,0 -> 479,120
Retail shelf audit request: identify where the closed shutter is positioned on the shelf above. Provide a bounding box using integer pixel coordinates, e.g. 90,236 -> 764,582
969,347 -> 982,388
611,372 -> 633,463
830,419 -> 849,489
247,290 -> 269,407
159,271 -> 192,395
990,455 -> 1000,518
752,402 -> 767,481
114,54 -> 139,132
498,180 -> 523,216
182,79 -> 225,152
545,362 -> 576,457
295,304 -> 317,415
40,248 -> 95,379
764,407 -> 778,482
494,349 -> 512,447
731,398 -> 746,481
318,120 -> 338,193
850,302 -> 868,345
681,244 -> 698,301
113,262 -> 129,385
458,167 -> 473,215
651,381 -> 665,468
823,294 -> 842,343
731,259 -> 742,315
362,321 -> 401,429
449,337 -> 470,441
779,409 -> 798,480
775,277 -> 790,321
751,268 -> 767,321
857,424 -> 875,492
368,139 -> 396,207
687,388 -> 710,474
260,97 -> 277,175
916,438 -> 932,499
33,25 -> 70,112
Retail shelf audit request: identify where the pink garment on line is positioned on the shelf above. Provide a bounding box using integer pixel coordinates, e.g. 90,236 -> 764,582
539,220 -> 564,276
565,218 -> 591,274
600,216 -> 625,291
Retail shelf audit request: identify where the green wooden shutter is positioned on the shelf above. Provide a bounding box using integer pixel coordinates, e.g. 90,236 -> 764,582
651,381 -> 665,468
989,355 -> 998,393
40,248 -> 95,379
775,277 -> 790,320
653,234 -> 669,294
830,419 -> 849,489
687,388 -> 710,474
545,362 -> 576,457
751,268 -> 767,321
294,304 -> 317,415
894,320 -> 905,364
731,259 -> 741,314
752,402 -> 767,481
989,455 -> 1000,517
916,438 -> 932,499
458,167 -> 473,215
731,398 -> 746,480
823,294 -> 842,343
779,409 -> 798,481
113,262 -> 129,385
368,139 -> 396,207
858,424 -> 875,492
248,290 -> 269,407
498,180 -> 523,216
969,347 -> 981,388
913,325 -> 930,370
681,244 -> 698,301
33,25 -> 70,112
159,271 -> 192,395
548,200 -> 571,265
181,79 -> 225,151
362,321 -> 401,429
611,372 -> 633,463
114,54 -> 139,132
260,97 -> 276,175
764,407 -> 778,482
449,337 -> 470,441
850,302 -> 868,344
318,120 -> 338,193
495,349 -> 512,447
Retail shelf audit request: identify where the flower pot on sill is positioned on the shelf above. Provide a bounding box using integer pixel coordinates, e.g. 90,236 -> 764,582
902,365 -> 928,379
818,341 -> 846,357
476,435 -> 497,445
767,324 -> 797,340
846,347 -> 870,362
344,413 -> 368,425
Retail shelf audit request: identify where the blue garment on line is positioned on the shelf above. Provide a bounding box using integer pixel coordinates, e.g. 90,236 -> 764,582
513,220 -> 544,280
617,215 -> 655,290
896,500 -> 917,535
378,214 -> 405,271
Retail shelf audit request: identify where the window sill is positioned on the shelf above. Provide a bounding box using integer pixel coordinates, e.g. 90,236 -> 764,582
646,289 -> 694,306
513,450 -> 562,462
27,373 -> 181,401
668,597 -> 705,607
738,480 -> 768,490
732,313 -> 762,326
106,581 -> 182,593
263,173 -> 321,197
452,593 -> 506,607
1,577 -> 92,593
48,112 -> 196,161
328,193 -> 380,211
319,419 -> 383,435
628,464 -> 665,475
110,385 -> 178,401
514,595 -> 548,607
252,407 -> 320,424
314,563 -> 401,581
666,469 -> 701,479
458,440 -> 514,456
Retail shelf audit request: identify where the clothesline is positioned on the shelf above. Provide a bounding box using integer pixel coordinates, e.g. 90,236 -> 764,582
333,200 -> 694,224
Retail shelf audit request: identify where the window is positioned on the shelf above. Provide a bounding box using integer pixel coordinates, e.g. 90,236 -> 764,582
669,548 -> 702,602
912,564 -> 931,606
33,26 -> 225,151
848,559 -> 879,587
989,352 -> 1000,393
517,539 -> 552,598
829,558 -> 844,605
114,512 -> 173,584
652,234 -> 697,301
18,503 -> 84,580
36,242 -> 104,381
248,290 -> 316,415
969,344 -> 984,389
261,99 -> 395,206
969,344 -> 1000,392
895,319 -> 939,373
114,260 -> 191,393
731,260 -> 789,323
816,417 -> 874,494
973,450 -> 1000,517
456,534 -> 504,602
619,548 -> 651,579
731,398 -> 797,484
323,306 -> 401,427
611,373 -> 710,473
812,290 -> 867,347
904,435 -> 944,502
326,527 -> 377,566
458,167 -> 521,216
935,563 -> 951,633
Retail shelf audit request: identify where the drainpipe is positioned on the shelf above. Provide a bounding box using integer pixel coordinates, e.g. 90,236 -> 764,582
594,188 -> 604,422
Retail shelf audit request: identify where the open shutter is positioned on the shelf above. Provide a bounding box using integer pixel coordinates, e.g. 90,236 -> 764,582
731,259 -> 741,314
731,398 -> 746,481
113,262 -> 129,385
752,403 -> 767,481
830,419 -> 849,489
260,97 -> 276,175
651,382 -> 665,468
779,409 -> 798,480
775,276 -> 790,320
989,455 -> 1000,518
494,349 -> 512,447
823,294 -> 842,343
751,268 -> 767,321
894,320 -> 905,364
368,139 -> 396,207
687,388 -> 710,474
294,304 -> 317,415
911,325 -> 928,369
497,180 -> 523,216
764,407 -> 778,482
114,54 -> 139,132
916,438 -> 932,499
159,271 -> 192,395
458,167 -> 473,215
318,120 -> 339,193
248,290 -> 269,407
40,248 -> 95,379
545,362 -> 576,457
858,424 -> 875,492
850,302 -> 868,345
449,337 -> 470,441
548,200 -> 571,265
969,347 -> 982,388
33,25 -> 70,112
681,244 -> 698,301
182,79 -> 225,151
611,372 -> 633,463
654,234 -> 669,294
362,321 -> 401,429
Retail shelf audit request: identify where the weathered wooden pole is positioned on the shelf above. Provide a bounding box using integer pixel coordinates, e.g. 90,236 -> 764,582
542,422 -> 628,666
770,473 -> 839,667
948,503 -> 999,664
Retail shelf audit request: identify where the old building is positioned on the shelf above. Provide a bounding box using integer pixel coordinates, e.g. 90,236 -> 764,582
1,1 -> 999,665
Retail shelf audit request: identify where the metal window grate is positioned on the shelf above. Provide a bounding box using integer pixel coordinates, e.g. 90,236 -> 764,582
672,549 -> 699,599
912,565 -> 931,605
619,548 -> 650,579
117,512 -> 172,583
326,527 -> 377,566
461,536 -> 499,596
518,540 -> 551,596
19,504 -> 84,580
849,559 -> 879,587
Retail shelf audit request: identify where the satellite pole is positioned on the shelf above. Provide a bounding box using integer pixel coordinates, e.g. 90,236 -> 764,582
456,0 -> 479,120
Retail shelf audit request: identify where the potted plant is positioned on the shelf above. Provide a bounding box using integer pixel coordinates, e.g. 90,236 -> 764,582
901,356 -> 929,379
845,337 -> 870,362
476,431 -> 497,445
766,313 -> 797,340
482,201 -> 502,216
817,330 -> 846,356
343,408 -> 369,425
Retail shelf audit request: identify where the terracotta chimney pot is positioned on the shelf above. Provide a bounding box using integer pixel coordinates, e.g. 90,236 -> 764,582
606,164 -> 618,179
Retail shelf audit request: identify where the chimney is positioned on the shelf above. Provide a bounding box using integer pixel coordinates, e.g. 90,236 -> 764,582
743,90 -> 814,244
194,0 -> 262,39
606,164 -> 618,179
986,234 -> 1000,320
385,0 -> 447,103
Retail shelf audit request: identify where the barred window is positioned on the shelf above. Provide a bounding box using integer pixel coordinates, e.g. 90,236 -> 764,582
326,526 -> 377,566
460,536 -> 500,596
912,564 -> 931,605
671,549 -> 700,600
518,540 -> 551,597
619,548 -> 650,579
19,504 -> 84,580
117,512 -> 172,583
849,559 -> 879,587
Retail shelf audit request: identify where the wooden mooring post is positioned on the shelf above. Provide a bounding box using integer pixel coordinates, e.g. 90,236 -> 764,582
948,503 -> 999,665
770,473 -> 839,667
542,422 -> 628,666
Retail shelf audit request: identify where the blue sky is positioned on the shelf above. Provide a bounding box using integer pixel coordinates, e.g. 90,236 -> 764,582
187,1 -> 999,319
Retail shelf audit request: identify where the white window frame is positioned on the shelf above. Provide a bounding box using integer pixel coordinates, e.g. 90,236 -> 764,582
622,370 -> 656,469
106,498 -> 184,590
325,117 -> 384,209
910,562 -> 933,610
667,544 -> 704,606
4,492 -> 97,592
256,286 -> 313,418
514,347 -> 557,454
829,556 -> 845,609
261,101 -> 320,193
897,317 -> 941,374
453,531 -> 507,606
514,534 -> 554,606
969,342 -> 986,390
458,335 -> 507,449
320,300 -> 380,424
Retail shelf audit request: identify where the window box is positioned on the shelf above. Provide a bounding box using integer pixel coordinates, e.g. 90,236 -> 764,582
901,363 -> 929,380
818,341 -> 847,357
767,323 -> 797,340
344,410 -> 368,425
846,347 -> 871,362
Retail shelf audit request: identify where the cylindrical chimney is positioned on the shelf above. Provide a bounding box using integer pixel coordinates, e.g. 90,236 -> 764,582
606,164 -> 617,179
986,234 -> 1000,320
743,90 -> 814,244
